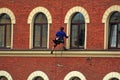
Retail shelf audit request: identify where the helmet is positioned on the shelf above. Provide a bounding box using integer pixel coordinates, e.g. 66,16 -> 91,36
60,27 -> 64,31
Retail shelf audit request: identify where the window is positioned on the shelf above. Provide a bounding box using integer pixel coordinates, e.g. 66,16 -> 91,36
64,71 -> 86,80
0,76 -> 8,80
109,78 -> 119,80
0,13 -> 11,48
70,77 -> 81,80
70,12 -> 85,49
33,13 -> 48,48
27,71 -> 49,80
32,76 -> 44,80
108,11 -> 120,49
103,72 -> 120,80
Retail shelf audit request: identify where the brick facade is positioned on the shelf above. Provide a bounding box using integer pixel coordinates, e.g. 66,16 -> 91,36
1,0 -> 119,50
0,0 -> 120,80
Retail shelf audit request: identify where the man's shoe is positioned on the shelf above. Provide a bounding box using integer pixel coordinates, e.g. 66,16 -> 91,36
51,50 -> 53,54
63,46 -> 67,51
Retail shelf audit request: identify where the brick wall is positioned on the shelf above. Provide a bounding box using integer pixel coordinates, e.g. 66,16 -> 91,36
0,0 -> 120,50
0,57 -> 119,80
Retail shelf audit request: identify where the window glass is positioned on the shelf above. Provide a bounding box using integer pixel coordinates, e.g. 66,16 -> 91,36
33,13 -> 48,48
109,77 -> 119,80
117,24 -> 120,48
70,77 -> 81,80
72,13 -> 85,23
109,12 -> 120,49
34,13 -> 47,23
70,12 -> 85,49
0,76 -> 8,80
110,12 -> 120,23
0,13 -> 11,23
0,13 -> 11,48
42,24 -> 47,47
34,25 -> 41,47
109,24 -> 117,47
32,76 -> 44,80
0,26 -> 5,47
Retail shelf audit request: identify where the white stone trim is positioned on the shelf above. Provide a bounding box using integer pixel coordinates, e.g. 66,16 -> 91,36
102,5 -> 120,49
27,7 -> 52,49
103,72 -> 120,80
64,6 -> 90,23
64,6 -> 90,49
0,8 -> 15,49
64,71 -> 86,80
27,71 -> 49,80
0,70 -> 13,80
0,8 -> 16,24
0,51 -> 120,57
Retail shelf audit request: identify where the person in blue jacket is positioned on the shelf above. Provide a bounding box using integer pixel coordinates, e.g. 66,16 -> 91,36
51,27 -> 68,54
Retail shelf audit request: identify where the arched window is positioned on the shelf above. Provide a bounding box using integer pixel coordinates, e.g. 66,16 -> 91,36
27,71 -> 49,80
33,13 -> 48,48
70,77 -> 81,80
70,12 -> 85,49
0,13 -> 11,48
32,76 -> 44,80
108,11 -> 120,49
0,76 -> 8,80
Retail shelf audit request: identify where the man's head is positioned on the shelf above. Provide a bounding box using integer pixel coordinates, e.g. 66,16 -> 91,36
60,27 -> 64,31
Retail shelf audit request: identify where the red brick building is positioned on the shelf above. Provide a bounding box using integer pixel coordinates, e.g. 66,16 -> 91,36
0,0 -> 120,80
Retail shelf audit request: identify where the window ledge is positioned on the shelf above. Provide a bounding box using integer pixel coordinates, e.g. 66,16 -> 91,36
0,50 -> 120,57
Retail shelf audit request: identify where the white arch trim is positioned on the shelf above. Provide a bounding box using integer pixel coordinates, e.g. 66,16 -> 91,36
0,70 -> 13,80
64,71 -> 86,80
27,71 -> 49,80
0,8 -> 16,24
102,5 -> 120,49
27,7 -> 52,24
64,6 -> 90,23
64,6 -> 90,49
103,72 -> 120,80
102,5 -> 120,23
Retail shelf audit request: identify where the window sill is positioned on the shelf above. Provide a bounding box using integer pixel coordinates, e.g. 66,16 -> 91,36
0,50 -> 119,57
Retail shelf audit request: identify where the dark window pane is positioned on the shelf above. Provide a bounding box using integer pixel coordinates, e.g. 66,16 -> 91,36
34,13 -> 47,23
70,77 -> 81,80
0,13 -> 11,24
6,25 -> 11,48
0,76 -> 8,80
109,24 -> 117,48
0,26 -> 5,47
72,12 -> 85,23
117,24 -> 120,48
42,24 -> 47,47
34,25 -> 41,47
32,76 -> 44,80
71,25 -> 78,48
110,12 -> 120,23
109,77 -> 119,80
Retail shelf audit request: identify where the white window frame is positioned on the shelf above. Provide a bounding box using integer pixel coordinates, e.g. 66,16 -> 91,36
0,8 -> 16,49
27,7 -> 52,49
64,6 -> 90,49
102,5 -> 120,49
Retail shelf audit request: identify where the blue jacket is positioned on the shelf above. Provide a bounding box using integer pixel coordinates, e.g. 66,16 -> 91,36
56,30 -> 68,40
